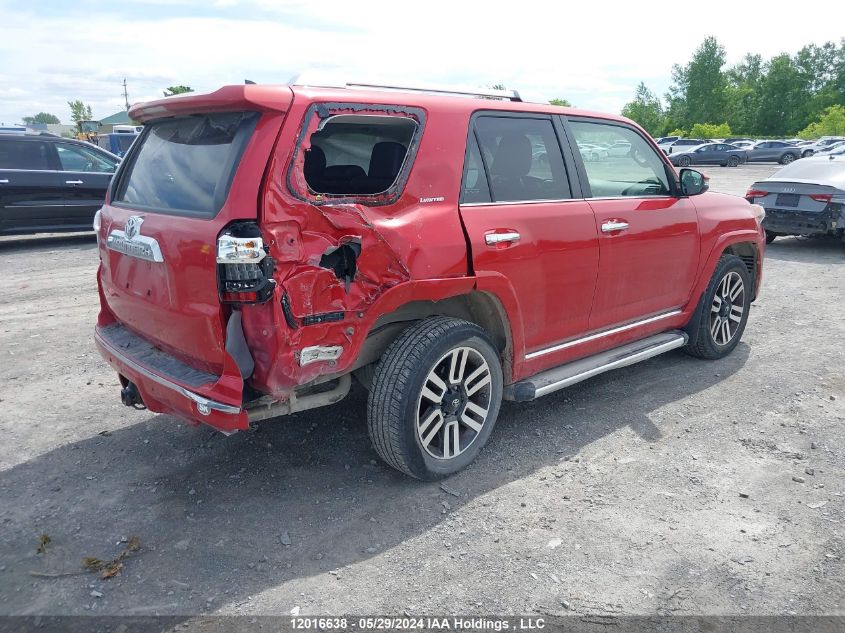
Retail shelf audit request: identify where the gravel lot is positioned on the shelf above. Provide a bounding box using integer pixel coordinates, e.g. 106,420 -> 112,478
0,164 -> 843,617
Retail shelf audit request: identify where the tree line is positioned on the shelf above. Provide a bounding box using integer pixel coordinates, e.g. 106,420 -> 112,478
621,36 -> 845,139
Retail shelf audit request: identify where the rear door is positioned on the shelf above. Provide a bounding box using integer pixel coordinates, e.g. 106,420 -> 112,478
55,142 -> 118,227
98,107 -> 287,374
0,137 -> 65,234
565,117 -> 700,330
458,113 -> 599,359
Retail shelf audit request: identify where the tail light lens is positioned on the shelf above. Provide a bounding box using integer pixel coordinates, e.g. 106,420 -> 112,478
217,222 -> 275,304
745,189 -> 767,199
809,193 -> 833,203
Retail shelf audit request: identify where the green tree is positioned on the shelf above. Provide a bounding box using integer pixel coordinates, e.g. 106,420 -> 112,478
799,104 -> 845,138
621,82 -> 664,135
689,122 -> 732,138
549,98 -> 572,107
725,54 -> 764,135
756,54 -> 809,135
163,85 -> 194,97
22,112 -> 60,125
67,100 -> 94,129
685,37 -> 728,125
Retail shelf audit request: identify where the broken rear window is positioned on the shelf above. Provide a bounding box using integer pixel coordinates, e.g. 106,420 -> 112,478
289,106 -> 424,205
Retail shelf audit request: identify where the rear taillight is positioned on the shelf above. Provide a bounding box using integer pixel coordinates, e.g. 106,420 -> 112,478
217,222 -> 275,304
809,193 -> 833,203
746,189 -> 767,199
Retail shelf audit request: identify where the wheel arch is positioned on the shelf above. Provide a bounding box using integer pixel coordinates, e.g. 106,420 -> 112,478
353,290 -> 515,384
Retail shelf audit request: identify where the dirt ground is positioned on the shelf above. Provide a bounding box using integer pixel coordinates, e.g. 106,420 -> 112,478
0,164 -> 843,617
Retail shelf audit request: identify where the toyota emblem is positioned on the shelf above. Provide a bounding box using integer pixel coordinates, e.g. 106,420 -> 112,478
125,216 -> 144,241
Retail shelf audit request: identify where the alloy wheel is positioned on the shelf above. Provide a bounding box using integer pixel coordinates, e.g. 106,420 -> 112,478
710,271 -> 745,346
416,346 -> 493,460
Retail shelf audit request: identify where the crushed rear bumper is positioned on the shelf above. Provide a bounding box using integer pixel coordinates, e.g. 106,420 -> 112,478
94,323 -> 249,433
762,206 -> 844,236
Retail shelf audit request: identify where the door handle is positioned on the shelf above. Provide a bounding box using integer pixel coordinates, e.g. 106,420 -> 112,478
601,220 -> 629,233
485,231 -> 521,246
65,180 -> 84,185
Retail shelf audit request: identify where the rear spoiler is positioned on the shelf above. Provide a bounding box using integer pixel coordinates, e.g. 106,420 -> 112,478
129,85 -> 294,123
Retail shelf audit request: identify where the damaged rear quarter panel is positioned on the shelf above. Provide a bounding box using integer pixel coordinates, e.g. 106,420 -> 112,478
242,95 -> 471,397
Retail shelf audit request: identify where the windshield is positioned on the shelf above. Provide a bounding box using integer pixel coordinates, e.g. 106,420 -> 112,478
112,111 -> 259,217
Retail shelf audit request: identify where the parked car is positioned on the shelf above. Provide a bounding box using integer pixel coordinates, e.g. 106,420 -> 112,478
815,140 -> 845,155
744,140 -> 801,164
731,140 -> 757,150
93,82 -> 765,479
577,142 -> 609,162
664,138 -> 705,154
606,140 -> 632,157
667,142 -> 747,167
746,155 -> 845,243
800,137 -> 845,157
0,133 -> 119,235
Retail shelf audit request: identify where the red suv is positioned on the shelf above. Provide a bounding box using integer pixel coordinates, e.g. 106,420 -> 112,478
94,81 -> 765,479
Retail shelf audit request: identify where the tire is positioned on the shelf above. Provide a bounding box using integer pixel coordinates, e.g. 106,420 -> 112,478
802,150 -> 814,158
728,155 -> 740,167
679,156 -> 691,167
780,153 -> 797,165
685,255 -> 752,360
367,317 -> 503,480
765,230 -> 778,244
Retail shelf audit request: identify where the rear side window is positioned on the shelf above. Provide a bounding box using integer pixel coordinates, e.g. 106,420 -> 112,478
0,139 -> 53,170
304,114 -> 416,195
570,120 -> 671,197
472,116 -> 570,202
113,112 -> 259,217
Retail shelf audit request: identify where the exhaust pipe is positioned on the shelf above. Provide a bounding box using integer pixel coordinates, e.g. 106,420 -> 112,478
120,381 -> 145,408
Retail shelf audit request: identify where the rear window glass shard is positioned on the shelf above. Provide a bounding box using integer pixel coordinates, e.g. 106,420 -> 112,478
113,111 -> 259,217
288,103 -> 425,205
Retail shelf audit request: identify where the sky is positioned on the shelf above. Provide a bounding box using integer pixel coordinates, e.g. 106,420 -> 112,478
1,0 -> 843,126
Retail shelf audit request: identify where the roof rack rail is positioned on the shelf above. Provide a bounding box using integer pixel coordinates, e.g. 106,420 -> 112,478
289,73 -> 522,102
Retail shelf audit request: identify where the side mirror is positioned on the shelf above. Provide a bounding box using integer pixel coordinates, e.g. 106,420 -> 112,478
679,168 -> 709,196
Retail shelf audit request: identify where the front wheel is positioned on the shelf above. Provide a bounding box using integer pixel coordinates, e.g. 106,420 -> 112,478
728,155 -> 740,167
685,255 -> 752,360
802,150 -> 814,158
367,317 -> 503,480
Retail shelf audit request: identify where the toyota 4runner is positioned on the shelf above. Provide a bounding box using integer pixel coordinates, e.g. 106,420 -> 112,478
94,80 -> 766,479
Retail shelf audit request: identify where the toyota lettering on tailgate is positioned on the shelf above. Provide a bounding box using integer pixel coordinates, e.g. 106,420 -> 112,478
106,216 -> 164,263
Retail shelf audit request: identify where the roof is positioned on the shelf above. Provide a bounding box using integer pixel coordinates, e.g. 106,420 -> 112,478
129,84 -> 628,126
99,110 -> 132,125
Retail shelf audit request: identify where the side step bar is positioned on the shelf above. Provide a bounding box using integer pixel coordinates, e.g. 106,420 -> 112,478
504,331 -> 688,402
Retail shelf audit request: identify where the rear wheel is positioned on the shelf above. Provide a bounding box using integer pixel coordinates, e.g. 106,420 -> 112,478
765,230 -> 779,244
367,317 -> 503,480
679,156 -> 691,167
780,153 -> 797,165
685,255 -> 752,360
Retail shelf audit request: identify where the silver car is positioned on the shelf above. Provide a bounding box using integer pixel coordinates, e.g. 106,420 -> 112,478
746,155 -> 845,243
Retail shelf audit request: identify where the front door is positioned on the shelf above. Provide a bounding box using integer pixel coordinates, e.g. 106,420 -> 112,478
566,118 -> 700,330
458,113 -> 599,359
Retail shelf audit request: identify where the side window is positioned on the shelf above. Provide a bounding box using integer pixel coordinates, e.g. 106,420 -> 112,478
460,134 -> 491,203
473,116 -> 570,202
300,114 -> 417,197
0,140 -> 52,170
56,144 -> 116,173
569,120 -> 671,198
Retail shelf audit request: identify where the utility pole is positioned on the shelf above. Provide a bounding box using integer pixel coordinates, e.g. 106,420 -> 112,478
122,78 -> 130,111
